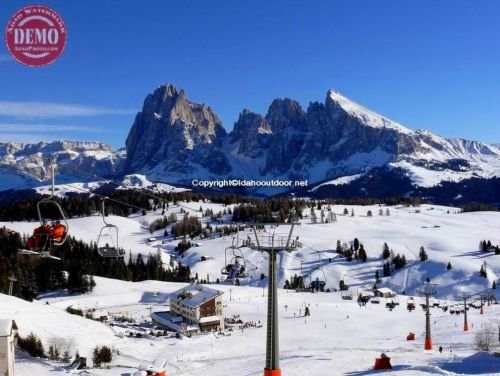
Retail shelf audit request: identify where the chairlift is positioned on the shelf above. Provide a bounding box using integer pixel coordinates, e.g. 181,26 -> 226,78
97,198 -> 124,258
309,267 -> 327,292
407,297 -> 416,311
221,233 -> 249,281
341,289 -> 353,300
21,158 -> 68,258
385,299 -> 397,310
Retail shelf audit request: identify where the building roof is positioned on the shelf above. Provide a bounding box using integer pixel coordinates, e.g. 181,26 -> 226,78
0,319 -> 17,337
170,284 -> 224,309
151,311 -> 199,332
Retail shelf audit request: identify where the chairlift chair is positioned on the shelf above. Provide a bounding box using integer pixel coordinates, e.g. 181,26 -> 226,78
97,199 -> 124,258
221,233 -> 249,280
309,267 -> 327,292
21,158 -> 69,258
36,197 -> 70,246
341,288 -> 353,300
407,297 -> 416,311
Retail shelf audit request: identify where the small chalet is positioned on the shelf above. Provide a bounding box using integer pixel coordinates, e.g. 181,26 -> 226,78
152,283 -> 224,334
374,287 -> 396,298
0,319 -> 18,376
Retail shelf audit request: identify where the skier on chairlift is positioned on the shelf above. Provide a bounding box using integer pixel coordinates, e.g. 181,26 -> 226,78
26,220 -> 50,251
49,220 -> 67,244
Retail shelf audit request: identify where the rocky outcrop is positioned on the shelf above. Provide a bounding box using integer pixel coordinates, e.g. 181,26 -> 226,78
124,84 -> 230,175
229,109 -> 273,159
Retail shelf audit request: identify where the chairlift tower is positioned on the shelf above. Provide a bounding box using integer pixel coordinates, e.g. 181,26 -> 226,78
459,291 -> 472,332
479,293 -> 486,315
416,283 -> 438,350
248,222 -> 301,376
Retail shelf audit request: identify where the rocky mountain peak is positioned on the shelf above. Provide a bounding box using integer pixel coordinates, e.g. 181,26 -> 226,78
265,98 -> 306,133
124,84 -> 230,175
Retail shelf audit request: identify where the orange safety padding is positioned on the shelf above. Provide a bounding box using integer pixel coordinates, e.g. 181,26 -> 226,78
424,338 -> 432,350
373,357 -> 392,370
264,369 -> 281,376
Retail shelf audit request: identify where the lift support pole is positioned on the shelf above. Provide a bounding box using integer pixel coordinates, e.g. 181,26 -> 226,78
249,223 -> 300,376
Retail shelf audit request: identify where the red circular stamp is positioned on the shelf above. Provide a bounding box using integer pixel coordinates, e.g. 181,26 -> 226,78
5,5 -> 67,67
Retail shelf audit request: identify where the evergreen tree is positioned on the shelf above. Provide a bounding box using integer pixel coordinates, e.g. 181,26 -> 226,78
447,262 -> 452,270
345,246 -> 353,262
480,240 -> 489,252
383,262 -> 391,277
353,238 -> 360,251
492,280 -> 496,289
375,269 -> 380,282
419,246 -> 428,261
382,243 -> 390,259
358,244 -> 367,262
336,240 -> 343,255
480,264 -> 487,278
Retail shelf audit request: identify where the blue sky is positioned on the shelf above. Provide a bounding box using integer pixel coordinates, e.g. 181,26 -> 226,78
1,0 -> 499,148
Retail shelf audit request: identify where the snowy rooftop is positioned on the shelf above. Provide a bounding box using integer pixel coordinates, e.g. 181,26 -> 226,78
171,284 -> 223,309
151,311 -> 199,332
0,319 -> 17,336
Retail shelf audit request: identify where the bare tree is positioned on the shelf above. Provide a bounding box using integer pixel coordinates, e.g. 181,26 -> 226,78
474,325 -> 498,352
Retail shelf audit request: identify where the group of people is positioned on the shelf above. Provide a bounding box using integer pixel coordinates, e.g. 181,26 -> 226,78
26,220 -> 67,252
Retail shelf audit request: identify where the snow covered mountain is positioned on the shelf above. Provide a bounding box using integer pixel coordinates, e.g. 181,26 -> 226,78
0,141 -> 125,191
1,85 -> 499,199
124,84 -> 500,193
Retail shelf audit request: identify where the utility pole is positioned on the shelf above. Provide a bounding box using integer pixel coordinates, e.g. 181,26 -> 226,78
229,289 -> 232,302
459,291 -> 471,332
417,283 -> 438,350
248,222 -> 300,376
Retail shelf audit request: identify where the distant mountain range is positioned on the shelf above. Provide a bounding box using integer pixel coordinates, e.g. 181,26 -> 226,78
1,84 -> 500,204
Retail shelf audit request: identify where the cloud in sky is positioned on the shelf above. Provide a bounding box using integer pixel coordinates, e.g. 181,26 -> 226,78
0,133 -> 61,144
0,123 -> 104,133
0,123 -> 114,144
0,100 -> 135,119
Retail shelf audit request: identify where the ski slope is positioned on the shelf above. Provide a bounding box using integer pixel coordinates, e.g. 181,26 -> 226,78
2,202 -> 500,375
2,203 -> 499,298
3,276 -> 500,376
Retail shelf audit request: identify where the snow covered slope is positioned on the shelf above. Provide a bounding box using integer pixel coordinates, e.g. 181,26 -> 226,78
2,202 -> 499,299
3,276 -> 500,376
327,90 -> 412,134
2,201 -> 500,375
